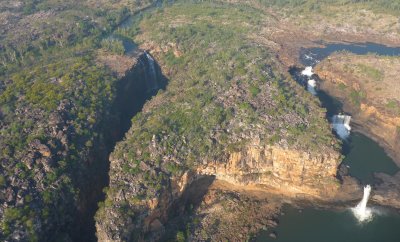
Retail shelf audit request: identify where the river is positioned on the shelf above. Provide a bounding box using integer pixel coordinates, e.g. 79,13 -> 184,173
256,42 -> 400,242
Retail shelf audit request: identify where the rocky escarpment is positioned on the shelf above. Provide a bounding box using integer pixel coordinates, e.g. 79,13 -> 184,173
0,49 -> 164,241
96,28 -> 341,242
0,100 -> 77,241
183,180 -> 282,241
372,172 -> 400,209
314,54 -> 400,165
96,140 -> 340,241
198,142 -> 340,197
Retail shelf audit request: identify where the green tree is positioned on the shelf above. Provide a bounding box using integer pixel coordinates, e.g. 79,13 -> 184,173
176,231 -> 185,242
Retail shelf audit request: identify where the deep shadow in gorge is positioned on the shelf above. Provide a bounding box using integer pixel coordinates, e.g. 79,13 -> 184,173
158,175 -> 216,241
72,52 -> 168,242
289,66 -> 344,118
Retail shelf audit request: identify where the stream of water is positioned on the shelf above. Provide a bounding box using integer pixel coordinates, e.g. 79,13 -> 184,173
256,42 -> 400,241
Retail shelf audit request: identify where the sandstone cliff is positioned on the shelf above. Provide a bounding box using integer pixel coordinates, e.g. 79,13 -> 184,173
198,142 -> 340,197
96,140 -> 341,241
315,54 -> 400,165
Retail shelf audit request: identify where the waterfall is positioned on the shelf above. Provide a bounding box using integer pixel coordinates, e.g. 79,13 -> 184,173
302,52 -> 320,66
144,51 -> 158,91
145,51 -> 157,81
332,114 -> 351,139
307,79 -> 317,95
352,185 -> 373,222
301,66 -> 314,77
300,66 -> 318,95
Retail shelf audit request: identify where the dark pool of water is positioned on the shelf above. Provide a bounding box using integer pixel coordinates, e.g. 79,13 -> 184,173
255,206 -> 400,242
314,79 -> 399,184
342,133 -> 399,184
297,41 -> 400,182
263,41 -> 400,242
300,42 -> 400,66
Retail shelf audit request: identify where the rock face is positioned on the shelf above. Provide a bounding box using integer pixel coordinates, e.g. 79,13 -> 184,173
315,54 -> 400,165
372,172 -> 400,209
186,181 -> 282,241
95,52 -> 170,242
95,164 -> 195,242
199,143 -> 340,197
0,100 -> 77,241
0,50 -> 165,241
96,141 -> 340,242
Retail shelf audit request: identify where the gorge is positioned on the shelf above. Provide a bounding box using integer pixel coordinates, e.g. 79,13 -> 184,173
2,1 -> 400,242
255,41 -> 400,242
97,4 -> 400,242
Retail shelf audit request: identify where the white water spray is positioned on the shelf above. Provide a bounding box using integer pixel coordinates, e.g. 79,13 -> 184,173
145,51 -> 157,81
301,66 -> 314,77
307,79 -> 317,95
144,51 -> 158,91
352,185 -> 373,222
332,114 -> 351,139
304,54 -> 313,60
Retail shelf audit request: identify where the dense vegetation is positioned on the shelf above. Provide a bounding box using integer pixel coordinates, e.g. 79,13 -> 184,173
0,0 -> 156,240
260,0 -> 400,14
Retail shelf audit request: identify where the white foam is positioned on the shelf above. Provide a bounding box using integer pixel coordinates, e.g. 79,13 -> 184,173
352,185 -> 373,223
332,114 -> 351,139
304,54 -> 313,60
301,66 -> 314,77
307,79 -> 317,95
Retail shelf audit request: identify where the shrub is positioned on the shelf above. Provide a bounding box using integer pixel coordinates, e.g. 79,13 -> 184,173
249,85 -> 261,97
176,231 -> 185,242
101,39 -> 125,55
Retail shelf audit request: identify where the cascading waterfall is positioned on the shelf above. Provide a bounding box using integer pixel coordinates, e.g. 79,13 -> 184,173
352,185 -> 373,222
301,66 -> 314,77
143,51 -> 158,91
307,79 -> 317,95
299,66 -> 351,139
299,66 -> 352,138
332,114 -> 352,139
145,51 -> 157,80
300,66 -> 318,95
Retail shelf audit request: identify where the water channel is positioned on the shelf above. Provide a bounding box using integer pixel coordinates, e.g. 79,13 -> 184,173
256,42 -> 400,242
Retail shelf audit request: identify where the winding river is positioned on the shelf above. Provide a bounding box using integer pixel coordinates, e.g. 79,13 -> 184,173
256,42 -> 400,242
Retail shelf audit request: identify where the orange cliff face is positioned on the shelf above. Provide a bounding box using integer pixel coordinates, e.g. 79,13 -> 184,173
314,56 -> 400,165
358,104 -> 400,159
96,143 -> 343,242
197,142 -> 341,198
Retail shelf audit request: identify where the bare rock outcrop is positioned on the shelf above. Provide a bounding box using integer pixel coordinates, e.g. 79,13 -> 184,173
199,143 -> 339,197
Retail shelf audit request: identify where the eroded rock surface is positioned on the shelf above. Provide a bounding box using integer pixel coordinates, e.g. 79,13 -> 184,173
315,54 -> 400,165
